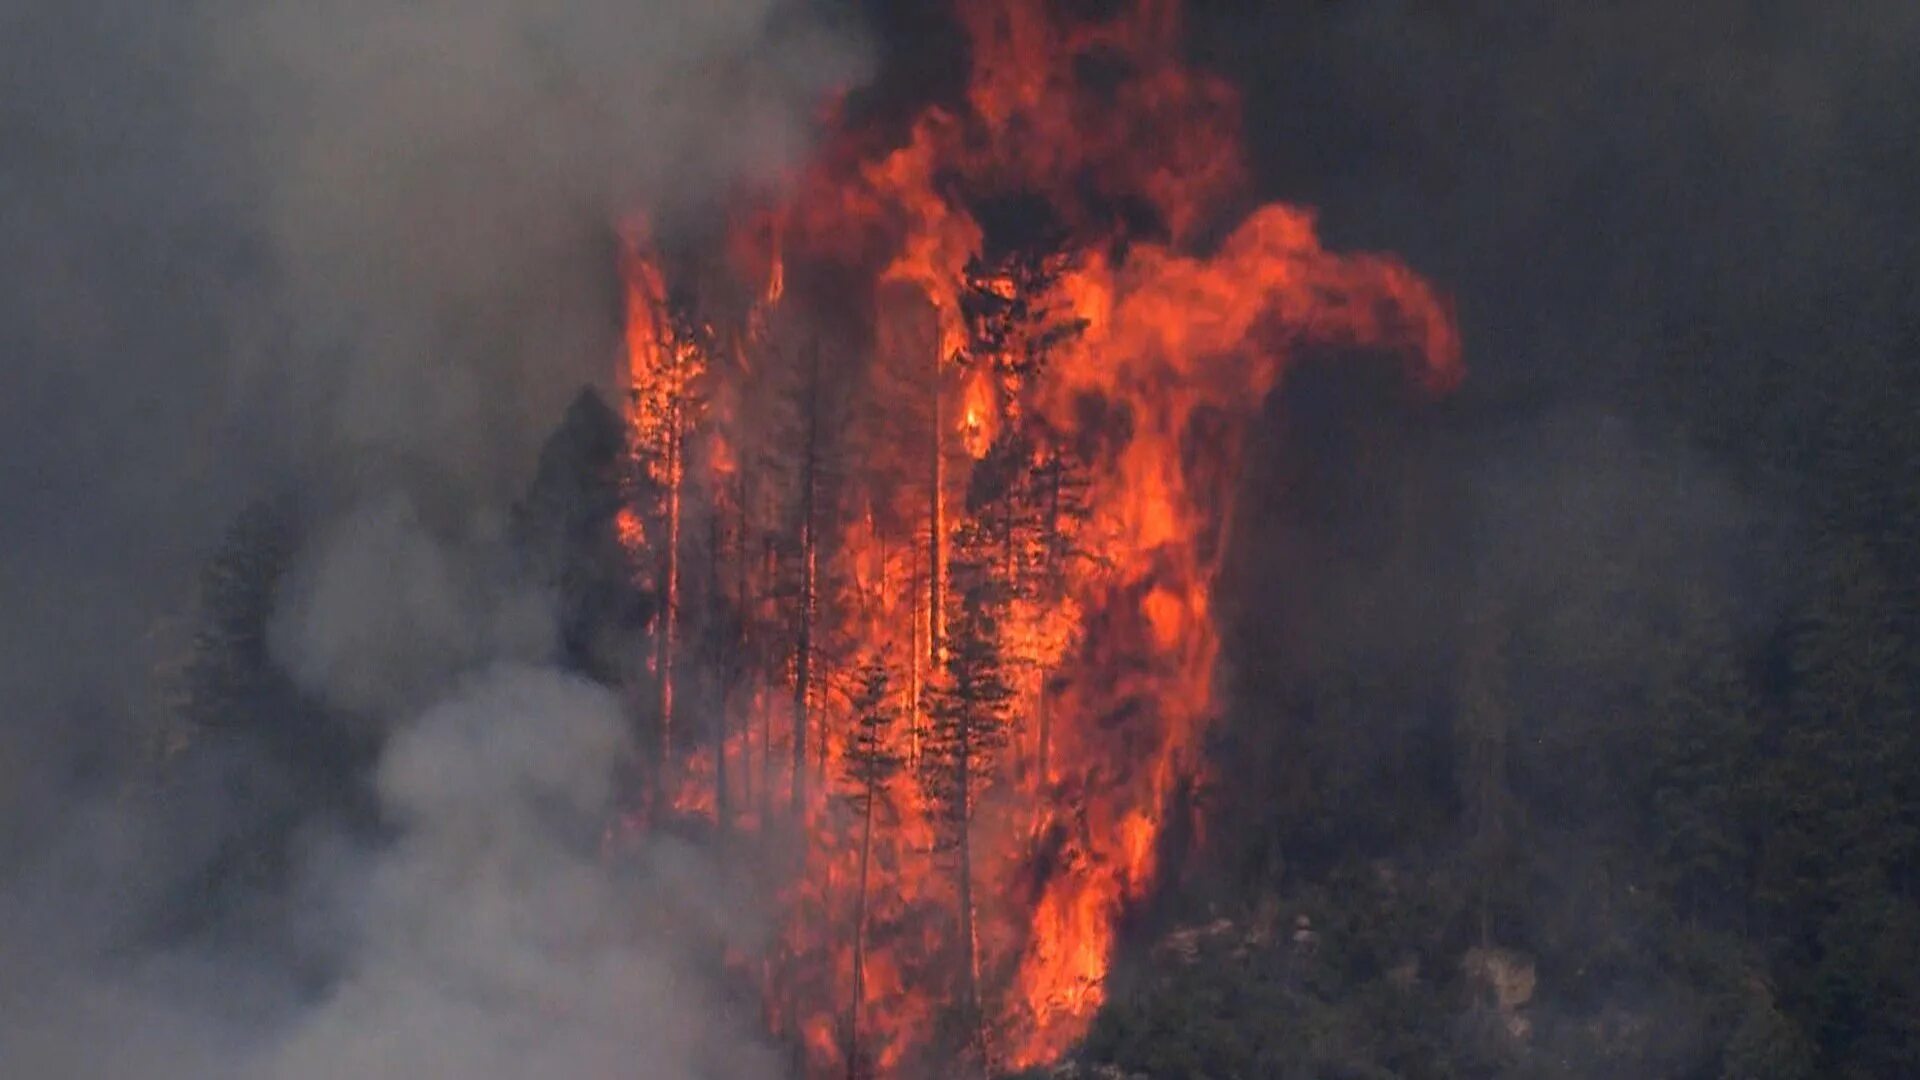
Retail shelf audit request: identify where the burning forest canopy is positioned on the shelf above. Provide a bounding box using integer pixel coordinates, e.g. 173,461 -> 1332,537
12,1 -> 1459,1078
598,1 -> 1458,1074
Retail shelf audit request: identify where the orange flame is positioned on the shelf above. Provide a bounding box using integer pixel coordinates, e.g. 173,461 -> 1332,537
610,2 -> 1460,1074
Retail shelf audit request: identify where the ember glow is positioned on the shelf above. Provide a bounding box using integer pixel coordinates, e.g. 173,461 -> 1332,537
613,1 -> 1459,1074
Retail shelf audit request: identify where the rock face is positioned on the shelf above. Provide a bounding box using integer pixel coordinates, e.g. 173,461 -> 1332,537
1462,946 -> 1537,1040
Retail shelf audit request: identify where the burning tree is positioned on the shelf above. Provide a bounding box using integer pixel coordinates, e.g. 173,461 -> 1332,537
619,227 -> 710,805
920,521 -> 1018,1066
598,0 -> 1462,1073
840,655 -> 904,1078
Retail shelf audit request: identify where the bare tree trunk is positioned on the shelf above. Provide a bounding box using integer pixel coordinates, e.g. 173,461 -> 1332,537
1035,688 -> 1051,793
792,344 -> 821,818
737,475 -> 754,822
929,353 -> 945,668
956,716 -> 985,1067
739,678 -> 754,825
1461,610 -> 1511,950
849,776 -> 876,1077
654,392 -> 683,817
762,539 -> 778,827
907,549 -> 922,768
1037,456 -> 1062,791
709,508 -> 729,832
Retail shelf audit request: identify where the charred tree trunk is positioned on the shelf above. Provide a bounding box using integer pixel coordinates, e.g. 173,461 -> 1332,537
792,344 -> 822,818
908,549 -> 923,768
1035,688 -> 1051,794
842,659 -> 900,1079
762,538 -> 779,827
850,773 -> 876,1076
956,715 -> 982,1050
929,351 -> 946,668
1461,606 -> 1516,949
709,507 -> 729,832
735,473 -> 754,823
1036,456 -> 1061,790
655,387 -> 683,816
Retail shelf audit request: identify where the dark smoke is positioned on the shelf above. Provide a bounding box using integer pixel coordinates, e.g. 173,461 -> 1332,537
1181,1 -> 1920,1073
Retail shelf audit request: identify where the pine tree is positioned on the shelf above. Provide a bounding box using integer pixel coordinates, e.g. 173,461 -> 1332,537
622,248 -> 710,804
511,387 -> 649,683
179,499 -> 299,741
165,498 -> 364,925
1026,445 -> 1091,788
792,341 -> 826,818
1645,585 -> 1759,924
956,243 -> 1089,794
840,656 -> 903,1077
958,247 -> 1086,384
920,522 -> 1017,1061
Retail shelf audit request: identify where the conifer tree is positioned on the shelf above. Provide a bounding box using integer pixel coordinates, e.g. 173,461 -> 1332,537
623,255 -> 710,797
955,245 -> 1090,794
921,522 -> 1017,1060
179,499 -> 298,740
840,655 -> 903,1077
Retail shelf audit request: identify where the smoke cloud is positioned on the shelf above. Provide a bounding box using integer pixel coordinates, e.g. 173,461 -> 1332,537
265,663 -> 777,1080
207,0 -> 868,488
3,505 -> 781,1078
3,0 -> 861,1075
0,0 -> 867,752
268,495 -> 555,722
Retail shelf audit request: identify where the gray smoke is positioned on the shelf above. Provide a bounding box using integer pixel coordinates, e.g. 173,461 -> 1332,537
2,0 -> 862,1075
264,661 -> 776,1080
2,504 -> 781,1078
268,495 -> 556,723
0,0 -> 866,755
204,0 -> 868,488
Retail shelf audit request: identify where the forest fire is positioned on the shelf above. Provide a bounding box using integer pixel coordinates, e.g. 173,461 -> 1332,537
611,1 -> 1459,1075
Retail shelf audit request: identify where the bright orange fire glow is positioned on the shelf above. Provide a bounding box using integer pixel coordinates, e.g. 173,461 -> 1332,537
610,2 -> 1460,1075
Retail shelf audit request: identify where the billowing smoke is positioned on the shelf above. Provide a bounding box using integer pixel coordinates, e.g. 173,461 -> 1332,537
1,0 -> 863,1075
267,662 -> 776,1080
0,0 -> 866,755
208,0 -> 869,489
3,501 -> 781,1077
268,496 -> 556,723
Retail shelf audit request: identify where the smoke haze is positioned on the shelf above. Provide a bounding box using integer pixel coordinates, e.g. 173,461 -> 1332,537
3,0 -> 859,1075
